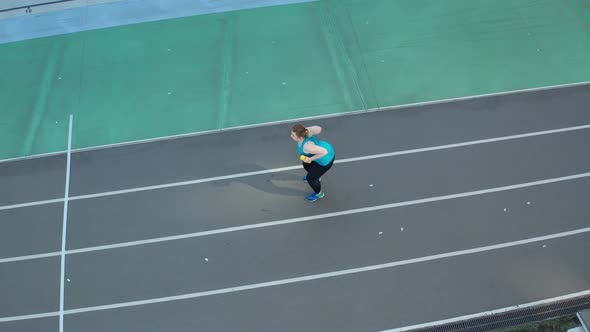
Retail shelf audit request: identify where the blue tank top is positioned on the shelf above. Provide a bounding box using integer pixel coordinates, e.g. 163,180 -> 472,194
297,136 -> 335,166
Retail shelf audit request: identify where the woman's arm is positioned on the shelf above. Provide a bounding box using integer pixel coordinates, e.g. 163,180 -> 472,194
302,141 -> 327,161
306,126 -> 322,137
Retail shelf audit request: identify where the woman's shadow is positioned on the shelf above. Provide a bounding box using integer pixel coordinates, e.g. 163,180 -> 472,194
209,163 -> 310,197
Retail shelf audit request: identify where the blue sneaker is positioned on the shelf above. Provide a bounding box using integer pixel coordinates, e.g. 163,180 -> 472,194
306,192 -> 325,202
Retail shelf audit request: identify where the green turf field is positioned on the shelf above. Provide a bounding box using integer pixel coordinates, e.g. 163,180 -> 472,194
2,0 -> 590,160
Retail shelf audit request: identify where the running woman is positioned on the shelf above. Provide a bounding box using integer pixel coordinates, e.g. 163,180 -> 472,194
290,124 -> 335,202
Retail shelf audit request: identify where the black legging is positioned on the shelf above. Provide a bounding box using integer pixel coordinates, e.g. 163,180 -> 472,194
303,156 -> 335,194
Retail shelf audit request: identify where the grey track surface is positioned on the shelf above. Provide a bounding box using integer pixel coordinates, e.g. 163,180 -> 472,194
64,178 -> 590,309
1,84 -> 589,332
63,235 -> 590,332
65,128 -> 590,249
0,257 -> 59,316
0,203 -> 63,258
0,155 -> 64,205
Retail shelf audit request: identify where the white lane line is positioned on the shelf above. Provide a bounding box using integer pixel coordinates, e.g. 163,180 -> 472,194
59,114 -> 73,332
335,123 -> 590,163
0,311 -> 60,323
1,171 -> 589,264
0,251 -> 61,264
1,123 -> 589,212
1,80 -> 588,164
0,198 -> 64,211
1,225 -> 589,322
69,165 -> 299,201
380,289 -> 590,332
